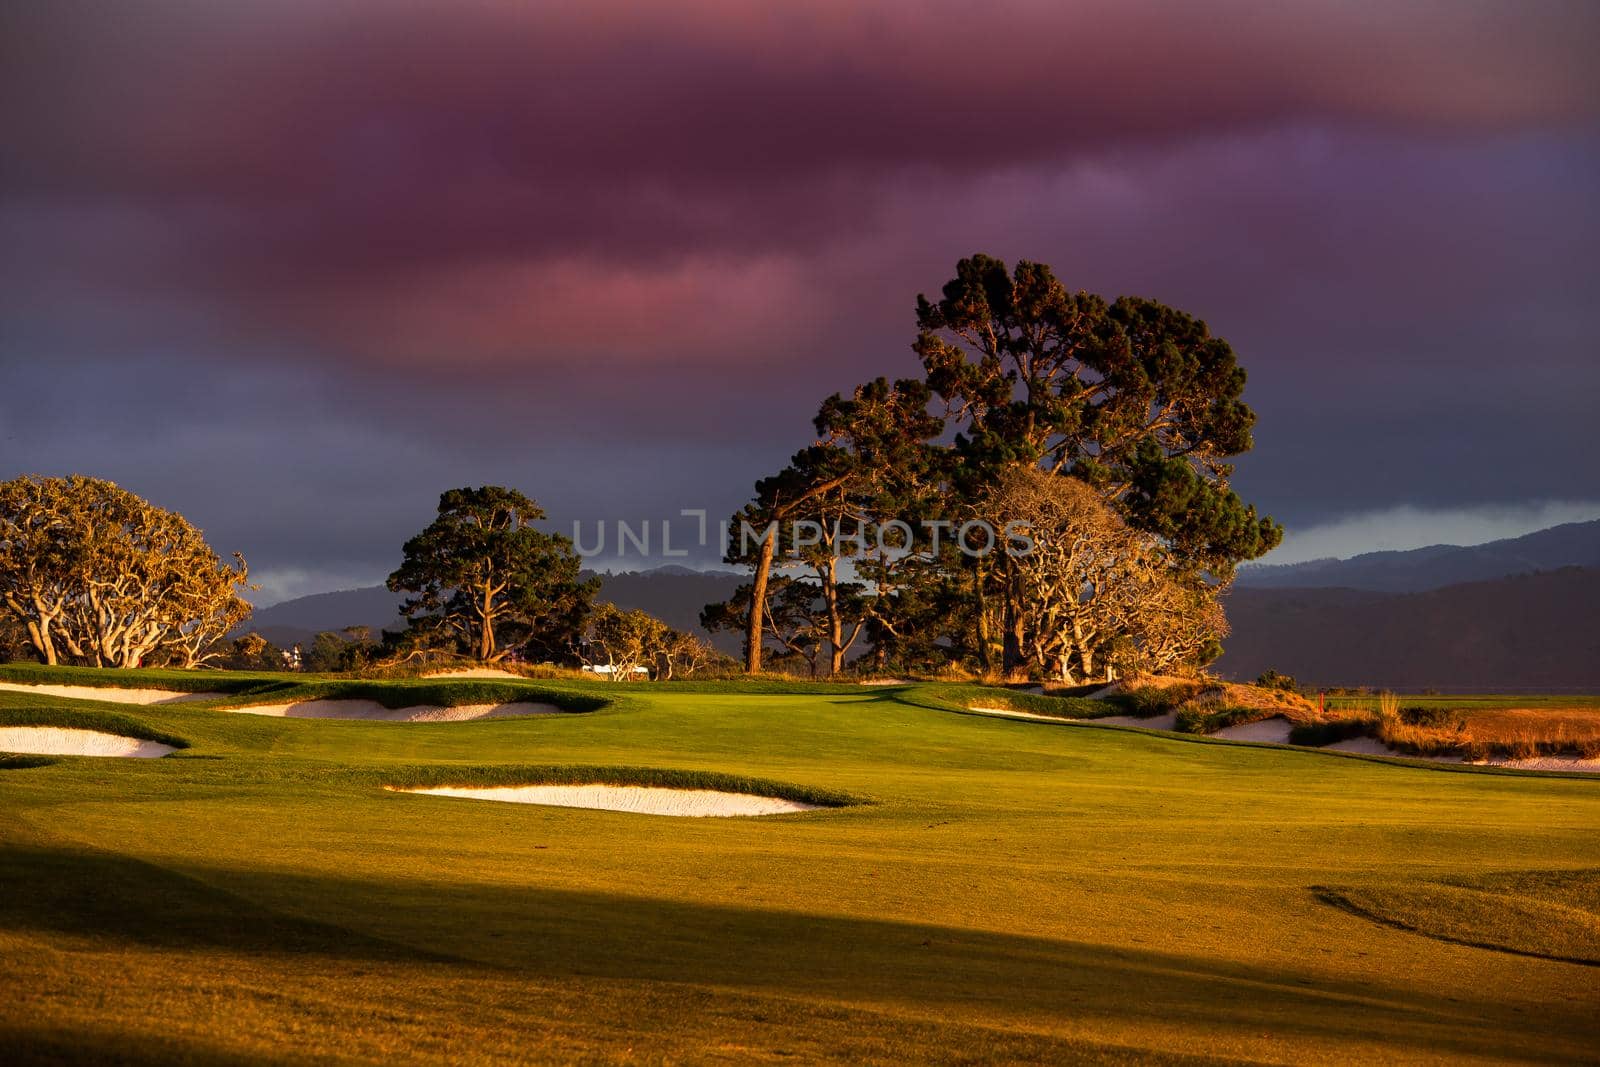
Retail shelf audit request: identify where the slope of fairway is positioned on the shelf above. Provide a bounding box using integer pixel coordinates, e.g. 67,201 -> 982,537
1,668 -> 1597,1064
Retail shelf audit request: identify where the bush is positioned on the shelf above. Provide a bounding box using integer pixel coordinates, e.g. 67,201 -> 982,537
1289,715 -> 1375,747
1104,682 -> 1199,718
1399,705 -> 1466,729
1255,669 -> 1298,692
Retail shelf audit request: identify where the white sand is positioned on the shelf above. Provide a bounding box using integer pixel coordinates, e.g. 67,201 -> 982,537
968,705 -> 1075,722
419,668 -> 526,679
0,681 -> 222,705
858,678 -> 911,686
392,783 -> 822,817
224,699 -> 564,721
1090,712 -> 1180,731
1475,755 -> 1600,774
1212,716 -> 1294,744
0,726 -> 174,758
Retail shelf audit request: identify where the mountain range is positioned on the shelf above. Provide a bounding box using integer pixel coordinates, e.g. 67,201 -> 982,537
243,521 -> 1599,689
243,568 -> 746,654
1236,519 -> 1600,592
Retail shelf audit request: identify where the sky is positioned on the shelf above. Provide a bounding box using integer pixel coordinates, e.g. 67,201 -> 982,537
2,1 -> 1597,603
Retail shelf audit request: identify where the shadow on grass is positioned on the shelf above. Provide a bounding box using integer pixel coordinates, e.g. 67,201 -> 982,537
2,829 -> 1591,1063
0,831 -> 458,964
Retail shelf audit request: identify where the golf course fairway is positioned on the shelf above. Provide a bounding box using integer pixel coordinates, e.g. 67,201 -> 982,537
1,670 -> 1596,1064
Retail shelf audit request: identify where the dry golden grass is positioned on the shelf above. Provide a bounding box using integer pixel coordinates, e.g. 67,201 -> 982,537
1315,696 -> 1600,758
1461,708 -> 1600,759
1128,677 -> 1322,733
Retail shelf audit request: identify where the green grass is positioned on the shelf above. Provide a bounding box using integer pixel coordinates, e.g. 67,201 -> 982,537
2,666 -> 1598,1063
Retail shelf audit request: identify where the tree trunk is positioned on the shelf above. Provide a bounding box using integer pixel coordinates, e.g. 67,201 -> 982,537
973,563 -> 995,675
478,582 -> 496,661
1002,575 -> 1025,674
745,528 -> 776,673
821,559 -> 846,676
25,617 -> 55,666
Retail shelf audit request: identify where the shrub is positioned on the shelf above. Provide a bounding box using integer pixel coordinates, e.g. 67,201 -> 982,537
1255,669 -> 1298,692
1289,715 -> 1375,747
1399,705 -> 1466,729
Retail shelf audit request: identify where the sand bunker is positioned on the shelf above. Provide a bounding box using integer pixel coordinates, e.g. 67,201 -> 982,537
1477,755 -> 1600,774
393,783 -> 822,817
419,668 -> 526,680
225,699 -> 563,721
967,705 -> 1078,723
1212,717 -> 1294,744
0,726 -> 174,758
0,681 -> 221,705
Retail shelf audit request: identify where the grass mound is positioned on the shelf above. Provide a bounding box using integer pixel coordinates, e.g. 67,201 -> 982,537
1314,869 -> 1600,966
381,764 -> 862,809
914,684 -> 1110,720
0,663 -> 272,695
1098,674 -> 1205,718
220,679 -> 609,714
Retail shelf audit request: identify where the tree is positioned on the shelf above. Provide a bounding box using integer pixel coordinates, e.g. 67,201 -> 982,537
703,576 -> 812,676
0,611 -> 29,663
220,632 -> 283,671
713,255 -> 1278,675
0,475 -> 251,668
720,377 -> 941,674
579,604 -> 662,681
580,604 -> 717,681
388,487 -> 596,663
981,468 -> 1228,681
916,255 -> 1281,576
657,628 -> 724,680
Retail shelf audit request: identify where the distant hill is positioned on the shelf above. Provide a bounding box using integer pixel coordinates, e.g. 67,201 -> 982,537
591,568 -> 744,653
242,586 -> 407,648
1217,567 -> 1600,690
240,567 -> 745,651
1236,519 -> 1600,593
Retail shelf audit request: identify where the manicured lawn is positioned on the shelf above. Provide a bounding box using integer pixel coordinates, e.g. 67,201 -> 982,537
1,667 -> 1597,1063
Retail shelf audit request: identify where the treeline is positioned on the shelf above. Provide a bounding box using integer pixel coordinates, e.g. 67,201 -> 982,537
699,255 -> 1280,682
0,478 -> 725,679
1,255 -> 1280,682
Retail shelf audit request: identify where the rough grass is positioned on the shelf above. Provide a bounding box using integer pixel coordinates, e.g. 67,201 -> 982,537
2,666 -> 1600,1063
1313,697 -> 1600,759
1165,681 -> 1319,734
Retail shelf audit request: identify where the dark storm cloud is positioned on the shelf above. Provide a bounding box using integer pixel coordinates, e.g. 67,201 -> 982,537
2,0 -> 1597,595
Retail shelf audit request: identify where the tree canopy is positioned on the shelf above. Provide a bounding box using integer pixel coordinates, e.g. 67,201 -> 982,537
387,486 -> 596,663
709,254 -> 1280,679
0,474 -> 251,667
